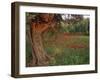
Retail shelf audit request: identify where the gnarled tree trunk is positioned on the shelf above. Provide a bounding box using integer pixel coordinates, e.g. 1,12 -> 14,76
31,31 -> 50,66
27,13 -> 61,66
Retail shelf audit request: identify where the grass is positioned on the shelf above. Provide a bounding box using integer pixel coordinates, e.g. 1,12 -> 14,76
43,33 -> 89,66
26,30 -> 89,66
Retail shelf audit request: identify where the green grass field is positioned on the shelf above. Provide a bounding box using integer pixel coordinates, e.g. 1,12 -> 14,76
26,32 -> 89,66
43,33 -> 89,66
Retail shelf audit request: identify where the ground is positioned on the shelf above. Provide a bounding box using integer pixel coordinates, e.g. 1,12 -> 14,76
42,32 -> 89,66
26,31 -> 89,66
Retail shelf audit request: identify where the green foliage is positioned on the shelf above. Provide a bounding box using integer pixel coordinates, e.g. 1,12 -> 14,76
26,33 -> 33,64
59,19 -> 89,35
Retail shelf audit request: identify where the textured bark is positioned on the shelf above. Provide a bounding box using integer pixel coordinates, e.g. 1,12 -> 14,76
28,14 -> 58,66
29,21 -> 51,66
32,32 -> 50,66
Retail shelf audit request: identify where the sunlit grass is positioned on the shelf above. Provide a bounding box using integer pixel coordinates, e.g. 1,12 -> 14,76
43,35 -> 89,66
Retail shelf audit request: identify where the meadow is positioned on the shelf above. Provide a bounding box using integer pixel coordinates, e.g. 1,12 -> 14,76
42,32 -> 89,66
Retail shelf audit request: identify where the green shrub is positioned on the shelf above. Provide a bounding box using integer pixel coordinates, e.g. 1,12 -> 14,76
59,19 -> 89,35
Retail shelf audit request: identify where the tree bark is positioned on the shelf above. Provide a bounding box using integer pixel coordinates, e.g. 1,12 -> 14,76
28,22 -> 51,66
32,32 -> 50,66
27,14 -> 59,66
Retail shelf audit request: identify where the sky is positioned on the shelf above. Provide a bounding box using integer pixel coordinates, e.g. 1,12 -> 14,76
61,14 -> 90,20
